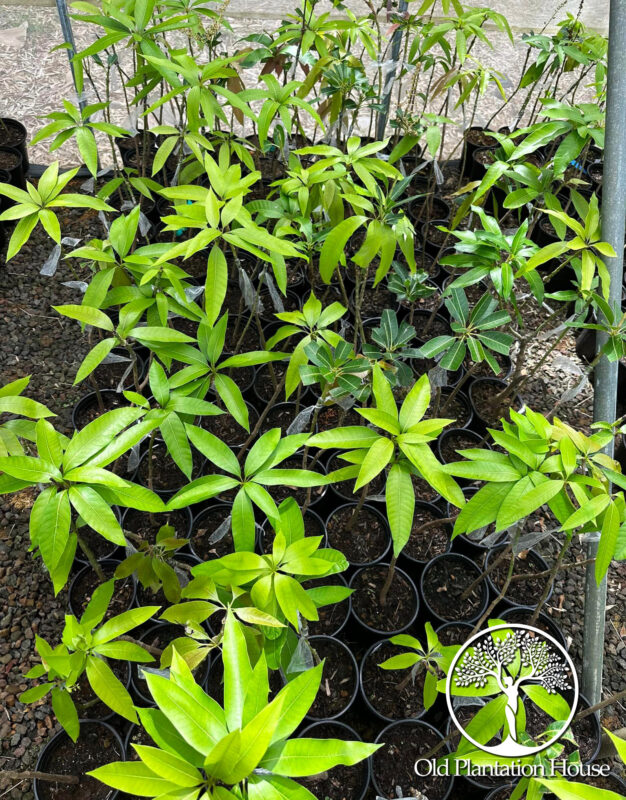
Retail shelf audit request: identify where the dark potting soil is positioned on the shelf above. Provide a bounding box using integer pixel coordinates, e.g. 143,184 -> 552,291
92,352 -> 139,390
578,774 -> 626,792
125,725 -> 154,760
258,404 -> 298,435
588,163 -> 603,183
422,556 -> 485,622
0,150 -> 19,169
351,566 -> 416,632
524,702 -> 598,762
413,312 -> 450,341
327,506 -> 388,565
0,121 -> 25,148
302,574 -> 350,637
218,365 -> 255,394
225,318 -> 262,353
465,350 -> 510,378
191,506 -> 234,560
73,660 -> 130,720
316,406 -> 363,433
267,456 -> 326,505
486,788 -> 513,800
373,723 -> 451,799
307,638 -> 356,719
254,362 -> 289,403
491,551 -> 547,605
36,722 -> 123,800
361,641 -> 426,720
471,380 -> 520,425
423,223 -> 452,247
440,431 -> 483,464
475,148 -> 497,166
137,447 -> 203,491
75,524 -> 118,561
466,128 -> 496,147
71,565 -> 134,620
123,508 -> 190,544
501,608 -> 561,642
436,622 -> 472,647
297,722 -> 369,800
411,474 -> 442,504
404,506 -> 450,562
355,286 -> 398,318
200,407 -> 254,447
425,391 -> 471,428
73,391 -> 127,428
410,197 -> 451,224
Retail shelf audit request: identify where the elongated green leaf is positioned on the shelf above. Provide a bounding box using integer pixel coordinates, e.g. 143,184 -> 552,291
386,462 -> 415,557
87,761 -> 180,796
260,738 -> 379,776
86,655 -> 137,722
69,485 -> 127,545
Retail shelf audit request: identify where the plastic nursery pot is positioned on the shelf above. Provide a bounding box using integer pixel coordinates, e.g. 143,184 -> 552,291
485,786 -> 516,800
326,503 -> 392,568
445,702 -> 508,790
349,563 -> 420,636
462,126 -> 497,174
301,573 -> 351,638
408,194 -> 452,227
463,351 -> 513,382
115,129 -> 156,157
74,507 -> 124,567
485,545 -> 552,610
71,388 -> 130,430
470,144 -> 499,182
189,503 -> 238,561
91,346 -> 148,391
0,145 -> 25,189
411,308 -> 451,344
325,451 -> 386,506
134,552 -> 201,621
420,553 -> 489,625
359,639 -> 430,724
122,506 -> 193,547
499,605 -> 567,650
304,635 -> 359,722
0,168 -> 12,214
468,376 -> 524,433
435,620 -> 474,647
420,219 -> 454,257
131,623 -> 211,706
258,289 -> 302,321
299,720 -> 371,800
437,428 -> 490,479
0,118 -> 29,170
252,362 -> 311,408
135,443 -> 205,497
398,500 -> 452,572
68,559 -> 137,620
34,720 -> 125,800
372,719 -> 454,800
426,386 -> 473,430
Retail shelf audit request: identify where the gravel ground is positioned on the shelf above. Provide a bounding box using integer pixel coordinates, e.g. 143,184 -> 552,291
0,192 -> 624,794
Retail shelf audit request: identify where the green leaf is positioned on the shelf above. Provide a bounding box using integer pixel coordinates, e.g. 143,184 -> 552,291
133,745 -> 203,788
319,216 -> 366,283
307,426 -> 380,450
34,488 -> 71,572
87,761 -> 180,797
214,374 -> 249,431
399,375 -> 430,430
86,655 -> 137,722
69,485 -> 127,545
205,245 -> 228,326
260,738 -> 379,777
536,778 -> 622,800
0,455 -> 59,483
596,500 -> 620,583
355,437 -> 393,491
223,611 -> 253,729
561,494 -> 611,531
63,407 -> 144,470
53,304 -> 114,331
386,462 -> 415,557
51,686 -> 79,742
93,605 -> 161,644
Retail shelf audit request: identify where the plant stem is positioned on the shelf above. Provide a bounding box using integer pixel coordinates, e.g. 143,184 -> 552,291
0,771 -> 79,785
379,556 -> 397,606
346,484 -> 369,532
470,550 -> 516,635
76,533 -> 105,582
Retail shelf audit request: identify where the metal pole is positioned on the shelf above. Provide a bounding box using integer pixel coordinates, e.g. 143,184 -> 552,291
55,0 -> 86,112
583,0 -> 626,705
376,1 -> 408,141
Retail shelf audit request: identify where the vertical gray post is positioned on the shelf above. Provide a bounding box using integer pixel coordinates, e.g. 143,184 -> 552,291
375,1 -> 408,141
55,0 -> 86,112
583,0 -> 626,705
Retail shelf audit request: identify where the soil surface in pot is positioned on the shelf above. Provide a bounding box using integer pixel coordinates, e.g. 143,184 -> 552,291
436,622 -> 472,646
327,506 -> 388,565
501,608 -> 563,643
426,390 -> 471,428
471,380 -> 520,426
466,128 -> 496,147
413,312 -> 450,341
422,556 -> 485,622
126,724 -> 154,759
410,197 -> 451,225
361,641 -> 425,720
91,352 -> 140,390
465,351 -> 510,379
297,722 -> 369,800
302,574 -> 349,637
191,506 -> 235,560
307,638 -> 356,719
71,564 -> 134,620
491,551 -> 547,605
316,406 -> 363,433
75,524 -> 118,561
373,723 -> 451,799
137,447 -> 203,491
0,149 -> 20,169
73,391 -> 127,428
440,431 -> 483,464
404,506 -> 449,562
200,407 -> 254,447
36,722 -> 122,800
351,566 -> 416,632
254,362 -> 289,403
73,660 -> 130,720
354,285 -> 398,318
0,121 -> 25,148
123,509 -> 190,545
258,404 -> 298,435
225,318 -> 262,352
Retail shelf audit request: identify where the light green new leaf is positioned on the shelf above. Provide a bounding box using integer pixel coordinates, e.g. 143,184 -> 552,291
86,655 -> 137,722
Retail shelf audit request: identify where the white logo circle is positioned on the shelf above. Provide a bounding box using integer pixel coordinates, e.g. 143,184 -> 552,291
445,623 -> 579,757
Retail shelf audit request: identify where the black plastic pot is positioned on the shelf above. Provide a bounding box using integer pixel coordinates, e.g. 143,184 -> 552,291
435,620 -> 474,646
372,720 -> 454,800
131,622 -> 210,705
411,309 -> 451,345
437,427 -> 489,473
485,546 -> 552,610
258,289 -> 301,321
429,386 -> 473,430
0,145 -> 25,189
305,635 -> 359,721
470,144 -> 499,182
135,443 -> 205,498
71,389 -> 130,431
408,195 -> 452,227
34,720 -> 124,800
326,503 -> 391,567
69,559 -> 137,620
359,639 -> 430,723
420,553 -> 489,625
299,720 -> 371,800
462,126 -> 497,175
420,219 -> 455,257
499,605 -> 567,650
0,168 -> 10,215
445,702 -> 508,790
468,376 -> 524,433
190,503 -> 237,560
0,118 -> 28,171
122,507 -> 193,552
74,507 -> 124,567
349,563 -> 420,636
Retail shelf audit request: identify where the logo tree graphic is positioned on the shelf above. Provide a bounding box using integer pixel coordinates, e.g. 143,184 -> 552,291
454,630 -> 572,756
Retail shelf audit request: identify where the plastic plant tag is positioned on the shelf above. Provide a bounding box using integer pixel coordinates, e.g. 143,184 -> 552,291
184,286 -> 204,302
265,272 -> 284,313
98,211 -> 110,233
138,211 -> 152,237
80,177 -> 95,193
428,365 -> 448,388
286,636 -> 315,675
209,514 -> 232,544
238,266 -> 263,313
40,244 -> 61,276
286,405 -> 316,435
61,281 -> 89,293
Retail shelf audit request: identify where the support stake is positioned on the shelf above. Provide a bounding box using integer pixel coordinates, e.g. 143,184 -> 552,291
583,0 -> 626,705
375,1 -> 408,141
55,0 -> 86,112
